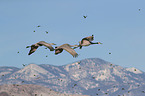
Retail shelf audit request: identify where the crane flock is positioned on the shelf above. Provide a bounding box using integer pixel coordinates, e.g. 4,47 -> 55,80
27,35 -> 102,57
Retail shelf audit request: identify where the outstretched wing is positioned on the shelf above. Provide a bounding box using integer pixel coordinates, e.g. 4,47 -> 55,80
38,41 -> 55,51
84,35 -> 94,41
60,44 -> 78,58
28,44 -> 39,55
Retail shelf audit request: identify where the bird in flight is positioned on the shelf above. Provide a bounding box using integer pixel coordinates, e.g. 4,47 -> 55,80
27,41 -> 56,55
37,25 -> 41,27
83,15 -> 87,18
22,64 -> 26,66
74,35 -> 102,49
55,44 -> 79,58
45,31 -> 48,34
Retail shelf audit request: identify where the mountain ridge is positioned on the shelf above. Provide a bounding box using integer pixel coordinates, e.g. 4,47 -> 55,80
0,58 -> 145,96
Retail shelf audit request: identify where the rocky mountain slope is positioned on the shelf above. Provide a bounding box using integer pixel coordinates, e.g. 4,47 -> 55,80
0,84 -> 87,96
0,58 -> 145,96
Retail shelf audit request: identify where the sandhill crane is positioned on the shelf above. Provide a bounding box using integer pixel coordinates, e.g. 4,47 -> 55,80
27,41 -> 56,55
55,44 -> 78,58
75,35 -> 102,49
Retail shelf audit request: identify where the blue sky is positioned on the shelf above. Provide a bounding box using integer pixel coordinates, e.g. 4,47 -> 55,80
1,0 -> 145,71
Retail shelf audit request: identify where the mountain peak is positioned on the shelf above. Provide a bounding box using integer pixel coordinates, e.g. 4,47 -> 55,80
1,58 -> 145,96
80,58 -> 109,63
9,64 -> 55,80
18,64 -> 49,74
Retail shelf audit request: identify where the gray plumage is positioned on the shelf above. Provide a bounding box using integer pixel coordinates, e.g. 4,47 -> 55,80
55,44 -> 78,58
28,41 -> 56,55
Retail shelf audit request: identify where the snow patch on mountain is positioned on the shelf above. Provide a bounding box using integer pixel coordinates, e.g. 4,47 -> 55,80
96,68 -> 115,81
9,64 -> 55,80
126,67 -> 143,74
19,64 -> 49,74
64,62 -> 81,72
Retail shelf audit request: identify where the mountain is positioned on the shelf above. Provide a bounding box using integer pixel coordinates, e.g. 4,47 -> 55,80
0,58 -> 145,96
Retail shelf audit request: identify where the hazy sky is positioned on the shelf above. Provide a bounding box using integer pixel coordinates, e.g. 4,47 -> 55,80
1,0 -> 145,71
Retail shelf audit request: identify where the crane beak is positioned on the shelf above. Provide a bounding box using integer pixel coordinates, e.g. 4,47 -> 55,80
26,46 -> 31,48
98,42 -> 103,44
100,42 -> 103,44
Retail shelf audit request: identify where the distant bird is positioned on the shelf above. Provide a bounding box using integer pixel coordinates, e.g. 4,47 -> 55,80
74,84 -> 77,86
17,51 -> 19,53
92,77 -> 95,79
37,25 -> 41,27
83,15 -> 87,18
22,64 -> 26,66
28,41 -> 56,55
33,30 -> 35,32
55,44 -> 79,58
109,52 -> 111,54
45,31 -> 48,34
139,9 -> 141,11
77,61 -> 81,64
75,35 -> 102,49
